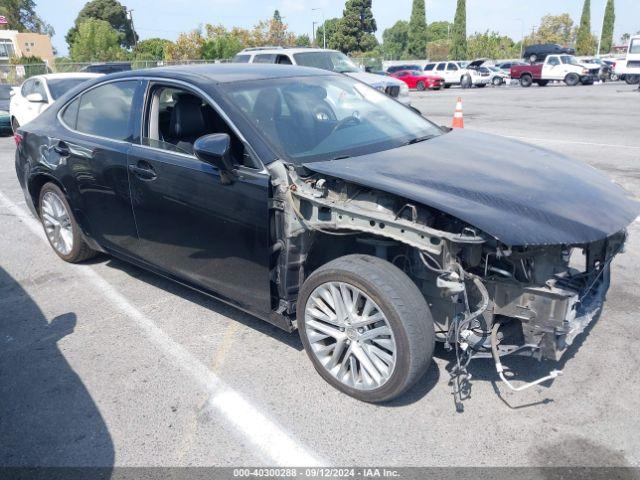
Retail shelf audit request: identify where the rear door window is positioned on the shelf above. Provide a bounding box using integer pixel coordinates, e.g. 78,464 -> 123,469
447,63 -> 459,71
436,63 -> 446,71
254,54 -> 277,64
233,54 -> 251,63
75,81 -> 138,141
275,55 -> 292,65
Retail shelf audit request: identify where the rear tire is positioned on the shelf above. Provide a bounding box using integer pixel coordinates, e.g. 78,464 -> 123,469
520,74 -> 533,88
625,75 -> 640,85
416,81 -> 426,91
297,255 -> 435,403
492,76 -> 503,86
39,183 -> 96,263
565,73 -> 580,86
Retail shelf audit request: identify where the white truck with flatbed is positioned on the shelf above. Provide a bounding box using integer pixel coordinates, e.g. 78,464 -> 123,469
614,35 -> 640,84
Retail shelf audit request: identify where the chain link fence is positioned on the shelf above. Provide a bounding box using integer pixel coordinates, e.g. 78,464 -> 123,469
0,59 -> 236,85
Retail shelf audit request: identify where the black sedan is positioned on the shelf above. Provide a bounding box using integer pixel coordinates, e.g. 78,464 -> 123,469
15,64 -> 638,403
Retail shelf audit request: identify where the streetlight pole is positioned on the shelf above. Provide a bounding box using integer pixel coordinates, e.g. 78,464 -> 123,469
127,9 -> 137,48
312,21 -> 317,46
312,8 -> 326,49
514,18 -> 524,58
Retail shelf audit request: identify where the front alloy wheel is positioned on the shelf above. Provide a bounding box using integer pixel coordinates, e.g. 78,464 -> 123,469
304,281 -> 397,390
298,255 -> 434,403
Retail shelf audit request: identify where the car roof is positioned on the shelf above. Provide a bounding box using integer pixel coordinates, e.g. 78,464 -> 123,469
237,47 -> 342,56
103,63 -> 338,84
38,73 -> 103,81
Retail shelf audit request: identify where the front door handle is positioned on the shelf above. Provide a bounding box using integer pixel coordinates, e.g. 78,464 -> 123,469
129,162 -> 157,181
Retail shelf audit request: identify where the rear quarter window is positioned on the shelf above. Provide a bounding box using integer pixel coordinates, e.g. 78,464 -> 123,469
253,54 -> 277,64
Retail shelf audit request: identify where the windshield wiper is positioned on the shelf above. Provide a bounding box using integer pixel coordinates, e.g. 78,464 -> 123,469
405,135 -> 435,145
330,154 -> 352,161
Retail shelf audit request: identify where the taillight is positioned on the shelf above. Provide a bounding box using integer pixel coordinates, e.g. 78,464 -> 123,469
14,132 -> 23,146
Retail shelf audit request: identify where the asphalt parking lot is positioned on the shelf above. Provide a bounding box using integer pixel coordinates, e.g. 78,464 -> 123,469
1,81 -> 640,468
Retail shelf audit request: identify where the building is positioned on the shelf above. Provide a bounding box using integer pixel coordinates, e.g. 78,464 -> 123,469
0,30 -> 55,67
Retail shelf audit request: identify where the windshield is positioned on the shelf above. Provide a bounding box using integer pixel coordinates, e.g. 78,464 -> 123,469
221,75 -> 442,164
630,39 -> 640,54
293,51 -> 360,73
47,78 -> 93,100
560,55 -> 581,65
0,85 -> 11,100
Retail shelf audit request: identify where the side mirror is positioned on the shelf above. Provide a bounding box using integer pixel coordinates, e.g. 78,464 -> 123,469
194,133 -> 236,184
26,93 -> 45,103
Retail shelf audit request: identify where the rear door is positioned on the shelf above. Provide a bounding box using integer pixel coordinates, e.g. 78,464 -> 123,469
126,80 -> 272,315
57,79 -> 142,254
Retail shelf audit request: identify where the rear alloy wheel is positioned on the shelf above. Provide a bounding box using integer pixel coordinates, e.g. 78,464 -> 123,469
492,76 -> 503,86
298,255 -> 434,403
39,183 -> 96,263
416,80 -> 426,91
520,74 -> 533,88
625,75 -> 639,85
565,73 -> 580,86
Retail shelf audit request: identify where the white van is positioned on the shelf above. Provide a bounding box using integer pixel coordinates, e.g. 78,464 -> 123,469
615,35 -> 640,77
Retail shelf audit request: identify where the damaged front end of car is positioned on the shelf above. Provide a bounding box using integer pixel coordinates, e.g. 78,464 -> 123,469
267,159 -> 630,409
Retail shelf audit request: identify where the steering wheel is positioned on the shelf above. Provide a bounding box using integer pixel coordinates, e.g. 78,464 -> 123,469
331,114 -> 361,134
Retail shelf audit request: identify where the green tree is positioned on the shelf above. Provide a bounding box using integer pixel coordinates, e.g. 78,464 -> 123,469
295,34 -> 311,47
332,0 -> 378,54
575,0 -> 596,55
467,31 -> 519,59
600,0 -> 615,54
427,21 -> 452,43
0,0 -> 53,34
407,0 -> 428,58
69,18 -> 125,61
449,0 -> 467,60
201,25 -> 245,59
524,14 -> 575,47
66,0 -> 137,50
133,38 -> 172,60
164,29 -> 204,60
382,20 -> 409,60
316,17 -> 341,48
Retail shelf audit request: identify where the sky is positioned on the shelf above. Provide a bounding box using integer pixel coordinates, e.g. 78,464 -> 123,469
38,0 -> 640,56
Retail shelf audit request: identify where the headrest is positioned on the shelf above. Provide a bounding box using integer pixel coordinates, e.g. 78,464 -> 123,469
170,95 -> 206,138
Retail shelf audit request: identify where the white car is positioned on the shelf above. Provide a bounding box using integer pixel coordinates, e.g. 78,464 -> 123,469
232,47 -> 411,106
10,73 -> 102,131
423,60 -> 491,88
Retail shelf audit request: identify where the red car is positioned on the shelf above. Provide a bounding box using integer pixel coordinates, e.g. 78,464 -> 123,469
390,70 -> 444,90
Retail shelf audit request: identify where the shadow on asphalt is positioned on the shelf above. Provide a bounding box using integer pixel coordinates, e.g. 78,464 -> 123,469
103,256 -> 304,351
0,266 -> 114,469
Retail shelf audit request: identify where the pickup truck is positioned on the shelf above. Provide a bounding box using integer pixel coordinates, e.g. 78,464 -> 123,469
511,54 -> 598,87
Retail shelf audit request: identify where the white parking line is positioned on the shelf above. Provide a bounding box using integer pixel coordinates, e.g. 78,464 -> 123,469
504,136 -> 640,150
0,189 -> 325,467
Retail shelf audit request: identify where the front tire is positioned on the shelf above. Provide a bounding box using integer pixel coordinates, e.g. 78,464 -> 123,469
492,76 -> 503,86
416,81 -> 426,91
297,255 -> 434,403
39,183 -> 96,263
565,73 -> 580,86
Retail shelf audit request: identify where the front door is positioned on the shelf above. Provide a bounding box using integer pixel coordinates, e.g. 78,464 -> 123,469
127,82 -> 272,315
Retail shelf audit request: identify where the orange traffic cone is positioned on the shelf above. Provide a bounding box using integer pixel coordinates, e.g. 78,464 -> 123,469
452,97 -> 464,129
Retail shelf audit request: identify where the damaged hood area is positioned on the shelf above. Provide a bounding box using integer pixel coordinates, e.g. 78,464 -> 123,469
303,129 -> 639,246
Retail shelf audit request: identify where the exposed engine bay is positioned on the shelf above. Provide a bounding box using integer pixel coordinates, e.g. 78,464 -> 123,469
267,160 -> 628,408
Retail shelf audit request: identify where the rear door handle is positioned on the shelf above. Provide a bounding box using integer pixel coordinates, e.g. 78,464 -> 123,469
53,141 -> 70,156
129,162 -> 157,181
